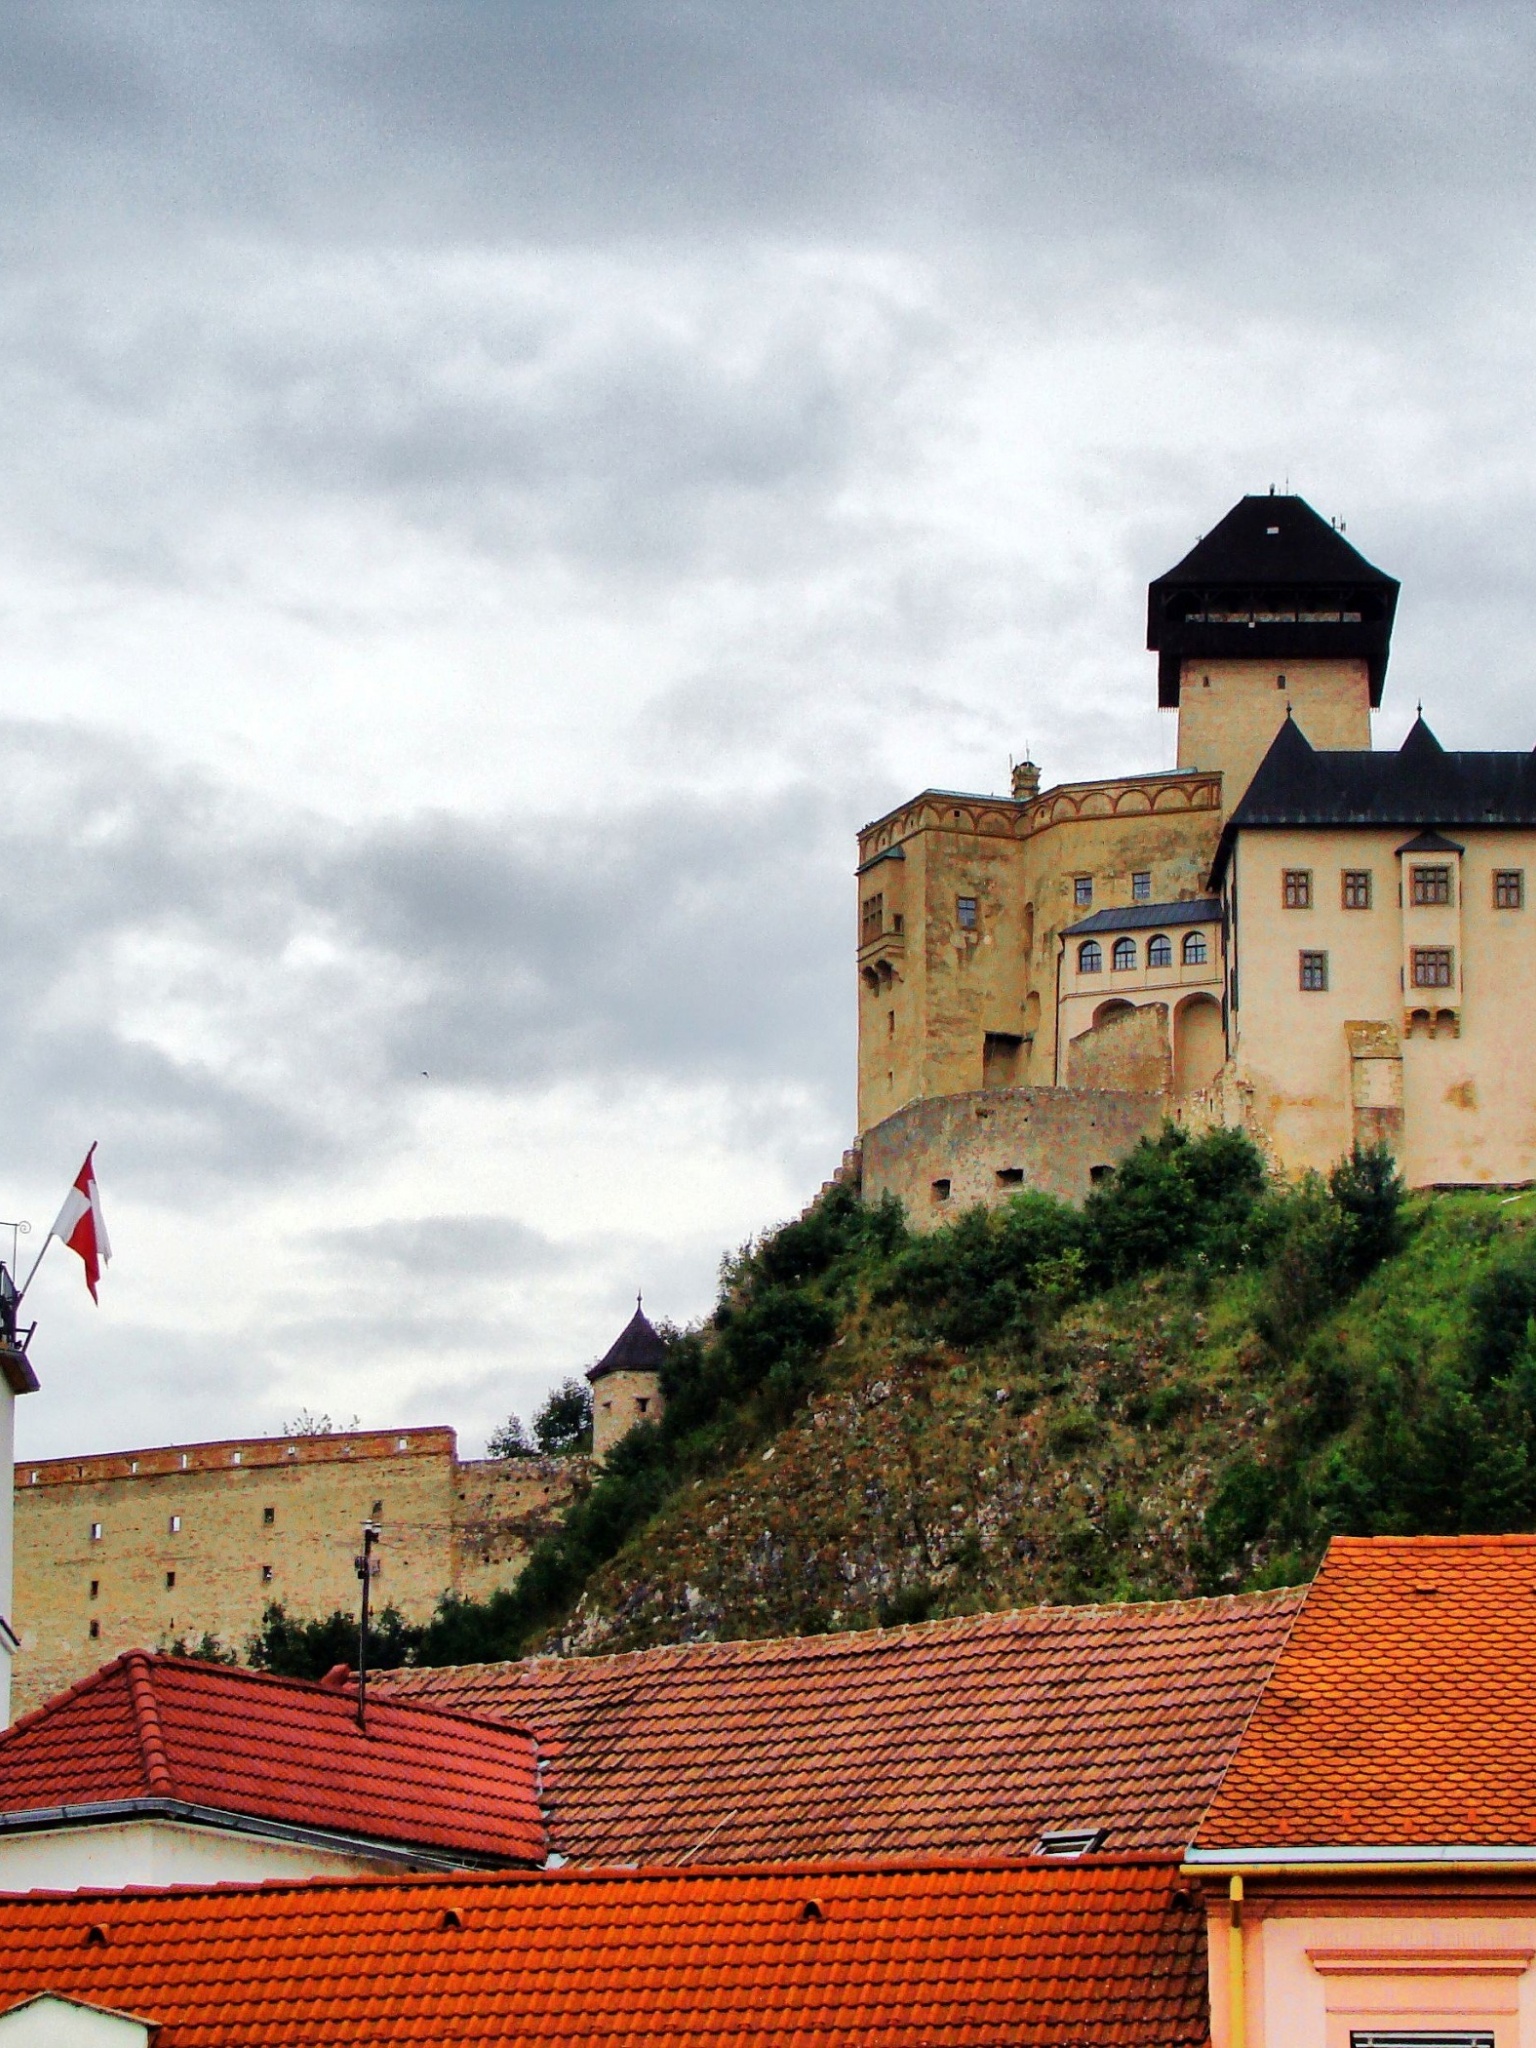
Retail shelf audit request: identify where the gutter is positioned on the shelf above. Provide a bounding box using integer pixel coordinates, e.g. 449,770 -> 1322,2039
0,1796 -> 523,1873
1185,1845 -> 1536,1874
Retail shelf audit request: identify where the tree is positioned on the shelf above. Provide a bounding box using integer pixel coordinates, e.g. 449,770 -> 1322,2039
533,1378 -> 593,1455
486,1412 -> 537,1459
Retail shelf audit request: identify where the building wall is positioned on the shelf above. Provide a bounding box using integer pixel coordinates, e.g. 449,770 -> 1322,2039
1176,656 -> 1371,805
590,1373 -> 663,1462
0,1818 -> 390,1893
861,1087 -> 1166,1224
12,1430 -> 581,1716
856,773 -> 1223,1136
1227,826 -> 1536,1183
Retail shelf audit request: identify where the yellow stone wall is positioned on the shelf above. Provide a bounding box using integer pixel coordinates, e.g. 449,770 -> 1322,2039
1175,657 -> 1371,806
12,1429 -> 580,1715
590,1371 -> 663,1461
1227,827 -> 1536,1185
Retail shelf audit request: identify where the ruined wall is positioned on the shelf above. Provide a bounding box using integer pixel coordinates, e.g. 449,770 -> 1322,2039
861,1087 -> 1166,1225
13,1429 -> 582,1715
1066,1003 -> 1172,1094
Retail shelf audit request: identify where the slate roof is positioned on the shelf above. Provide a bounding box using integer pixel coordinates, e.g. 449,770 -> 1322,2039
1210,714 -> 1536,883
379,1589 -> 1303,1864
0,1855 -> 1210,2048
1195,1535 -> 1536,1854
1063,897 -> 1221,938
587,1304 -> 666,1384
1147,493 -> 1399,706
0,1653 -> 545,1868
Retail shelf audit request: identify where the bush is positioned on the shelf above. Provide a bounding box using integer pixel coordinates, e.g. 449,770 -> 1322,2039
1081,1125 -> 1267,1285
877,1192 -> 1084,1348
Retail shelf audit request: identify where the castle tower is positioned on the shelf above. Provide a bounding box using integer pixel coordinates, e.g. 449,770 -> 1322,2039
586,1301 -> 666,1462
1148,493 -> 1399,808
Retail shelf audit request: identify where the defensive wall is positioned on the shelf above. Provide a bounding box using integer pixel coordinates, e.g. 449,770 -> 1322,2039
12,1427 -> 581,1715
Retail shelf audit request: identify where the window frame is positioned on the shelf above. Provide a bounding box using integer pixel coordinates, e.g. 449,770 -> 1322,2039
860,892 -> 883,944
1182,930 -> 1208,966
1146,933 -> 1173,968
1411,945 -> 1455,989
1299,949 -> 1328,992
956,894 -> 979,931
1131,871 -> 1151,904
1283,868 -> 1313,909
1077,939 -> 1103,974
1111,935 -> 1138,972
1410,863 -> 1453,907
1495,868 -> 1525,910
1073,875 -> 1093,909
1342,868 -> 1372,910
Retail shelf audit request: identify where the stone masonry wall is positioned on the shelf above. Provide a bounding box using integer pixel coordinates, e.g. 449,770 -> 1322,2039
13,1428 -> 582,1715
861,1085 -> 1166,1227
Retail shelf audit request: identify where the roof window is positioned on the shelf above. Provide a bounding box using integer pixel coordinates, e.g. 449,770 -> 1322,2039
1036,1826 -> 1108,1856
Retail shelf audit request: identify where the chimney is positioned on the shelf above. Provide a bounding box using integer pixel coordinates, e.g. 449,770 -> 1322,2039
1011,758 -> 1041,802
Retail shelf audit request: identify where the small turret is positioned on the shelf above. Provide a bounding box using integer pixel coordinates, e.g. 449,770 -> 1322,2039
1011,758 -> 1041,802
586,1299 -> 666,1461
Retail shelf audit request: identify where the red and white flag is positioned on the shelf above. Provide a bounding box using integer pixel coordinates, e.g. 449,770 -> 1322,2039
51,1146 -> 110,1302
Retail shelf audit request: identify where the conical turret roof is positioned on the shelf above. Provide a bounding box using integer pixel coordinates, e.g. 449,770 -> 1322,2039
587,1302 -> 666,1384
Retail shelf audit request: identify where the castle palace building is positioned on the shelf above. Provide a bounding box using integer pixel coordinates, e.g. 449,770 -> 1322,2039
856,492 -> 1536,1215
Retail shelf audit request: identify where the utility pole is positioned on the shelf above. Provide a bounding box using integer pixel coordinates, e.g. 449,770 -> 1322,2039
353,1520 -> 381,1733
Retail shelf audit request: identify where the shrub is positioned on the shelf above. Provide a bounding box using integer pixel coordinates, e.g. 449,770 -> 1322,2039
1081,1125 -> 1267,1284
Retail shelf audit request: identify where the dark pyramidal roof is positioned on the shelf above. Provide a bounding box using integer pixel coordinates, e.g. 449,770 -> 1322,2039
1148,493 -> 1399,708
1212,714 -> 1536,882
587,1302 -> 667,1384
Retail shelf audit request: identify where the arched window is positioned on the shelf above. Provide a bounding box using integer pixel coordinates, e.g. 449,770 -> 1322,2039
1112,936 -> 1137,971
1147,933 -> 1172,968
1078,940 -> 1102,973
1183,931 -> 1208,965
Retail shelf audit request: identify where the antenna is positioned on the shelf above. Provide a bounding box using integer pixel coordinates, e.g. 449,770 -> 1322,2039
353,1519 -> 381,1733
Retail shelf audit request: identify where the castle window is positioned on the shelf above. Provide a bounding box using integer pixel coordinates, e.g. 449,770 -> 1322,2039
957,895 -> 978,930
892,912 -> 905,934
165,1571 -> 175,1590
1077,940 -> 1102,974
996,1167 -> 1025,1185
1132,871 -> 1151,903
169,1515 -> 181,1534
887,1009 -> 895,1036
89,1580 -> 98,1600
1111,937 -> 1137,971
1342,869 -> 1372,910
636,1397 -> 650,1414
1073,876 -> 1093,909
1299,950 -> 1328,991
1496,869 -> 1525,909
1411,864 -> 1452,906
931,1178 -> 951,1202
90,1522 -> 102,1542
263,1506 -> 275,1526
861,893 -> 883,944
1147,934 -> 1172,968
1412,946 -> 1454,988
89,1619 -> 100,1640
261,1564 -> 274,1583
1283,869 -> 1312,909
1183,931 -> 1208,965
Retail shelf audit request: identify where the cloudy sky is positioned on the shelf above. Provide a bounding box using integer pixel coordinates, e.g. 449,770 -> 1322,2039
4,2 -> 1534,1458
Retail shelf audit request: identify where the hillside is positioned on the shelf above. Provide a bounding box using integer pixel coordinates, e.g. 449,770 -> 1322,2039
248,1125 -> 1536,1681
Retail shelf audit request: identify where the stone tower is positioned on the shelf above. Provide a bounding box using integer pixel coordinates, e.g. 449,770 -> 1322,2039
586,1302 -> 666,1462
1147,493 -> 1400,808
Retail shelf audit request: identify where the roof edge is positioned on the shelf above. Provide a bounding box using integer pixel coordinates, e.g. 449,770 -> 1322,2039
1185,1844 -> 1536,1869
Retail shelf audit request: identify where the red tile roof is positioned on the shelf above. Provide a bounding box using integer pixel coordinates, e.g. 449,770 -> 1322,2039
0,1854 -> 1208,2047
1198,1534 -> 1536,1850
0,1654 -> 544,1867
379,1589 -> 1302,1863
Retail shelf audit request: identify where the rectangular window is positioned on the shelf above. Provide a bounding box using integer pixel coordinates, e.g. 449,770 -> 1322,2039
1299,950 -> 1328,991
1411,863 -> 1452,905
165,1571 -> 176,1590
89,1522 -> 102,1542
1283,868 -> 1312,909
1412,946 -> 1455,988
1342,869 -> 1372,909
1496,868 -> 1525,909
860,892 -> 883,944
956,895 -> 978,929
261,1564 -> 274,1583
89,1580 -> 98,1600
89,1619 -> 100,1640
169,1515 -> 181,1534
1131,871 -> 1151,903
1073,875 -> 1092,908
263,1506 -> 275,1526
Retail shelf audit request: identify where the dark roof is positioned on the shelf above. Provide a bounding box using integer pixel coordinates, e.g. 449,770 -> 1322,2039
1211,715 -> 1536,883
1148,494 -> 1399,708
587,1304 -> 666,1384
1064,897 -> 1220,938
1396,828 -> 1465,855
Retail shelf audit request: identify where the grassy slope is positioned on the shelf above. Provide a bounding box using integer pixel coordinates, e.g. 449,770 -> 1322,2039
561,1188 -> 1536,1654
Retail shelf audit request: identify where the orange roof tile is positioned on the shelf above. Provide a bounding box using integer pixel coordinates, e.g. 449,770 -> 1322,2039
379,1589 -> 1302,1863
0,1854 -> 1207,2046
0,1654 -> 545,1867
1198,1535 -> 1536,1850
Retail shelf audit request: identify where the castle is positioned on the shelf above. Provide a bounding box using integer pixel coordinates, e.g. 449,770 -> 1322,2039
857,491 -> 1536,1215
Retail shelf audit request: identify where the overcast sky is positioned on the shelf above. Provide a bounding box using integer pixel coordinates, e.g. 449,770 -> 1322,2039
4,1 -> 1535,1458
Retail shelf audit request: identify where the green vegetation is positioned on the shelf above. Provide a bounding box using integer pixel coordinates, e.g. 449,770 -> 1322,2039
488,1377 -> 594,1459
236,1130 -> 1536,1682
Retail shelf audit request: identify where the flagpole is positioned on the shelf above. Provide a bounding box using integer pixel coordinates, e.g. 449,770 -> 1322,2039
13,1235 -> 53,1310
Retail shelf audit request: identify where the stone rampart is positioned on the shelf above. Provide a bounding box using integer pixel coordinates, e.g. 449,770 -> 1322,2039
861,1086 -> 1166,1225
